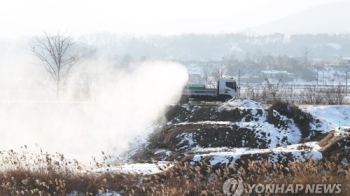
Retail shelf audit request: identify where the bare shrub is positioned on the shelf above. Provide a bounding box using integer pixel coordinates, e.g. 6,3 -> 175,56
300,84 -> 325,104
263,78 -> 284,103
244,79 -> 285,103
300,84 -> 345,105
324,84 -> 345,105
245,85 -> 264,102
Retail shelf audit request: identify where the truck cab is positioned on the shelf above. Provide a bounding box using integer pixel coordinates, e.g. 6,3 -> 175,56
217,78 -> 239,101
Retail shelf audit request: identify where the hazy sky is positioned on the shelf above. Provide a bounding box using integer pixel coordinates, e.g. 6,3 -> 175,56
0,0 -> 343,38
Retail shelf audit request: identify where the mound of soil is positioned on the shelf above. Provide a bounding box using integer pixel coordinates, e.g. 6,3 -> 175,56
165,104 -> 254,123
319,130 -> 350,162
268,101 -> 321,139
130,100 -> 327,163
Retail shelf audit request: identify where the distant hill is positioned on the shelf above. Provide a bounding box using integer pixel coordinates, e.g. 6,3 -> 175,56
249,1 -> 350,35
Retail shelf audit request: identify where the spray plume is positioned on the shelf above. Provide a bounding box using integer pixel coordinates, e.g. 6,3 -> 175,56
0,44 -> 189,163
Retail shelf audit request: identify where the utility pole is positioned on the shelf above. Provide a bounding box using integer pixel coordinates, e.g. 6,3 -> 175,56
323,69 -> 324,85
238,70 -> 241,87
317,69 -> 319,87
303,47 -> 311,67
346,71 -> 348,96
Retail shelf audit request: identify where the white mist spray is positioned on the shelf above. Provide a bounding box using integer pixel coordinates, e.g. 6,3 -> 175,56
0,44 -> 189,164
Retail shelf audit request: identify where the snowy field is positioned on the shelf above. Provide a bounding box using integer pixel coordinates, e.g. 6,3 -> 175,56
301,104 -> 350,130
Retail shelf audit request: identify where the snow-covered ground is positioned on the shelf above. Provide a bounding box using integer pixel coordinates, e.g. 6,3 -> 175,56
180,102 -> 344,167
85,97 -> 350,196
191,142 -> 322,167
94,161 -> 173,175
301,104 -> 350,131
220,99 -> 350,131
219,98 -> 265,110
100,99 -> 350,174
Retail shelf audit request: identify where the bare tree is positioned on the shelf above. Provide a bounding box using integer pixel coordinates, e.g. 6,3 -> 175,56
200,63 -> 213,86
30,31 -> 79,97
212,62 -> 227,85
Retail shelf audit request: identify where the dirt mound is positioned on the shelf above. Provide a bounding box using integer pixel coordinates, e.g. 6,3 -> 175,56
268,101 -> 320,139
131,123 -> 268,162
165,104 -> 253,123
318,130 -> 350,162
130,99 -> 326,164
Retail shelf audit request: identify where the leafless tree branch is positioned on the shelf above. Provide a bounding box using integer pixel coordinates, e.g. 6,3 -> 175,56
30,31 -> 79,97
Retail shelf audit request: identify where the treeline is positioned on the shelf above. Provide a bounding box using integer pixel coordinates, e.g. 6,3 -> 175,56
2,32 -> 350,63
1,32 -> 349,87
73,32 -> 350,62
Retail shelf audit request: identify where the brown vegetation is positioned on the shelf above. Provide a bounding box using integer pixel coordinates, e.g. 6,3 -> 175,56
1,148 -> 349,195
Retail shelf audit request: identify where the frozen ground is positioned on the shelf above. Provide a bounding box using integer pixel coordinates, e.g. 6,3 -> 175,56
191,142 -> 322,167
60,99 -> 350,196
93,161 -> 173,175
301,104 -> 350,131
108,99 -> 350,174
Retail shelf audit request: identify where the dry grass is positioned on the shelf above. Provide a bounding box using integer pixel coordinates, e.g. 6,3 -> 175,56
0,147 -> 349,195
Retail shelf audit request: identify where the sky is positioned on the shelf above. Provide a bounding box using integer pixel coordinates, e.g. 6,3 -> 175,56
0,0 -> 343,38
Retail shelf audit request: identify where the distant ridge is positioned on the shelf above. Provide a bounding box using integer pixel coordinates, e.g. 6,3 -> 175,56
248,1 -> 350,35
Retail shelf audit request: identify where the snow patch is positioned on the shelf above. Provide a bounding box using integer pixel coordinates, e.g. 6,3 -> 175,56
301,105 -> 350,132
94,161 -> 173,175
191,142 -> 322,166
218,99 -> 264,111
